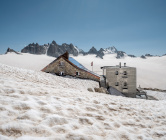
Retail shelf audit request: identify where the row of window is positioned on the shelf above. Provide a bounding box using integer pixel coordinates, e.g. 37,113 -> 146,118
115,82 -> 127,87
115,71 -> 127,75
59,71 -> 80,76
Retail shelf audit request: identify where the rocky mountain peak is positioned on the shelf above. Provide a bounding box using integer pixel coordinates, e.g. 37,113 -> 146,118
88,46 -> 98,54
104,46 -> 118,54
52,40 -> 57,45
21,43 -> 46,54
145,54 -> 153,57
5,48 -> 20,54
116,51 -> 125,59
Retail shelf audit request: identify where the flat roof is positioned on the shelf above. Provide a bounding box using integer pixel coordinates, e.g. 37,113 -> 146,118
101,66 -> 135,69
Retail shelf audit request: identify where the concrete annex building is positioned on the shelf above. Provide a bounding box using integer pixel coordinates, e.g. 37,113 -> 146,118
42,52 -> 100,82
100,63 -> 137,97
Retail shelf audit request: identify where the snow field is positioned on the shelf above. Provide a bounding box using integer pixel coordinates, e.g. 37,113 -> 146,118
0,53 -> 166,89
73,54 -> 166,90
0,63 -> 166,140
146,90 -> 166,100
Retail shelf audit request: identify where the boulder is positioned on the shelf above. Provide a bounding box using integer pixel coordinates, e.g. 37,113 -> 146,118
87,88 -> 94,92
94,87 -> 109,94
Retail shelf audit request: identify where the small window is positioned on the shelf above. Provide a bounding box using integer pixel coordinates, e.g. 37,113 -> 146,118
124,82 -> 127,86
59,61 -> 64,66
60,71 -> 64,76
76,72 -> 80,76
124,71 -> 127,75
115,71 -> 118,75
115,82 -> 119,86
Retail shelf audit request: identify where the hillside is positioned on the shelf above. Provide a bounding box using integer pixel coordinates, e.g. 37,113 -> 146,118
0,63 -> 166,140
0,53 -> 166,90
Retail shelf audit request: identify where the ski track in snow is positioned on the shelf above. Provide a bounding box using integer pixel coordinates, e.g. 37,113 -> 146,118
0,63 -> 166,140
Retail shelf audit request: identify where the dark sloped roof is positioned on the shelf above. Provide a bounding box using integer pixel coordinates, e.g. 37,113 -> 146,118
69,57 -> 99,77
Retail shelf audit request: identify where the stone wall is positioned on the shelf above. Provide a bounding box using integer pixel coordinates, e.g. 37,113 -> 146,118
103,67 -> 136,97
43,57 -> 100,82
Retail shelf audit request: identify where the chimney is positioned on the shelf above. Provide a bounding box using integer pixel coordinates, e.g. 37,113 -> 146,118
124,63 -> 126,67
119,62 -> 121,68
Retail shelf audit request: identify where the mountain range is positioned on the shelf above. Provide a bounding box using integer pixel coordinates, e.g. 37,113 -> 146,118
20,40 -> 130,59
6,40 -> 165,59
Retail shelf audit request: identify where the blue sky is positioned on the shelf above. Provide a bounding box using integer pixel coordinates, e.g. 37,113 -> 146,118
0,0 -> 166,56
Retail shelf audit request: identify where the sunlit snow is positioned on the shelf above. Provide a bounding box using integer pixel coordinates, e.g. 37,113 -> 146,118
0,53 -> 166,140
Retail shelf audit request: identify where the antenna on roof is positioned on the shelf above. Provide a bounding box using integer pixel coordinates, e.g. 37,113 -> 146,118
119,62 -> 121,68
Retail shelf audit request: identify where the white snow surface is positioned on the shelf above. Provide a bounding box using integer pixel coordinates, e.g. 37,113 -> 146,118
73,54 -> 166,90
0,53 -> 166,90
0,53 -> 55,71
146,90 -> 166,100
0,62 -> 166,139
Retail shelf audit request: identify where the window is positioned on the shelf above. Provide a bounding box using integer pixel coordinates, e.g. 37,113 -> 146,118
59,61 -> 64,66
124,82 -> 127,86
124,71 -> 127,75
115,71 -> 118,75
76,72 -> 80,76
115,82 -> 119,86
123,82 -> 128,89
60,71 -> 64,76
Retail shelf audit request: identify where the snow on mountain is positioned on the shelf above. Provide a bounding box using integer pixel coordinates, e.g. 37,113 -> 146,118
0,63 -> 166,140
103,46 -> 118,54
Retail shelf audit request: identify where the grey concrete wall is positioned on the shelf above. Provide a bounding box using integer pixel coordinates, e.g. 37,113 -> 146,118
103,67 -> 136,98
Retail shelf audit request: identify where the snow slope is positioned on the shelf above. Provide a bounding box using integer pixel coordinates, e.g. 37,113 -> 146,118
73,54 -> 166,90
146,90 -> 166,100
0,63 -> 166,140
0,53 -> 166,89
0,53 -> 55,71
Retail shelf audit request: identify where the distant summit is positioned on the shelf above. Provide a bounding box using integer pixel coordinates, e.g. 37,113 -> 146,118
21,43 -> 48,54
5,48 -> 20,54
103,46 -> 118,54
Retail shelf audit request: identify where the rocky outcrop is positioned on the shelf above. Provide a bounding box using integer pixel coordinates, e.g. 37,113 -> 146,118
128,55 -> 136,58
104,46 -> 118,54
88,46 -> 98,54
145,54 -> 153,57
47,41 -> 79,57
21,43 -> 47,54
47,41 -> 60,57
142,88 -> 166,92
96,48 -> 104,59
5,48 -> 20,54
94,87 -> 109,94
141,55 -> 146,59
87,88 -> 94,92
116,51 -> 125,59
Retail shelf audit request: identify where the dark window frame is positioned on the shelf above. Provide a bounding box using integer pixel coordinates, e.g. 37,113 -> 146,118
115,82 -> 119,86
124,71 -> 127,75
76,71 -> 80,76
115,71 -> 118,75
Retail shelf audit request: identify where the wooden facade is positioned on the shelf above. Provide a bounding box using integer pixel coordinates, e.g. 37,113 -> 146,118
42,52 -> 100,82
